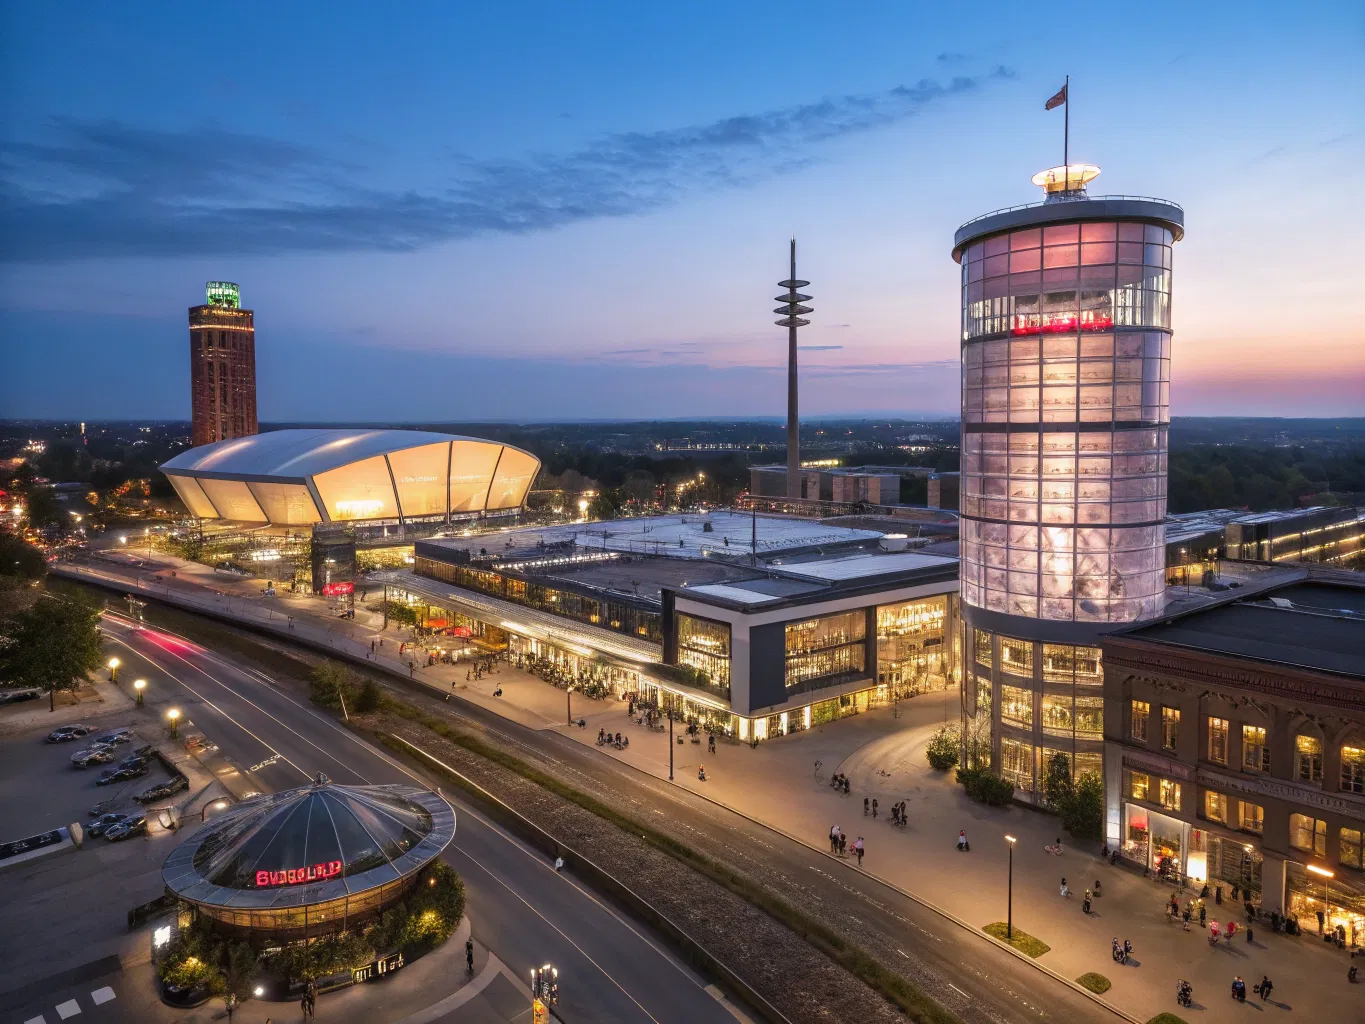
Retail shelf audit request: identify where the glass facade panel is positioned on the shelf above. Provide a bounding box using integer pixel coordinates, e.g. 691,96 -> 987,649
999,636 -> 1033,677
1343,747 -> 1365,794
486,446 -> 540,511
676,614 -> 731,690
1000,736 -> 1034,791
785,611 -> 866,690
197,477 -> 268,521
314,455 -> 399,521
387,442 -> 450,518
1341,829 -> 1363,870
246,481 -> 321,524
1162,706 -> 1180,751
875,596 -> 951,694
167,474 -> 221,519
448,441 -> 504,512
1001,684 -> 1032,728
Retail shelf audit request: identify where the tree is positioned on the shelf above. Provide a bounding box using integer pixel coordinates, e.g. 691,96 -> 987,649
588,488 -> 624,520
925,725 -> 961,771
1060,771 -> 1104,840
309,660 -> 357,710
24,488 -> 67,535
0,593 -> 103,710
220,941 -> 259,1010
0,533 -> 46,579
1043,751 -> 1073,810
354,677 -> 384,713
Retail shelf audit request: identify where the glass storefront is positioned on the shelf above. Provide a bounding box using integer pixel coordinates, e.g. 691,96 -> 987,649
1287,861 -> 1365,944
875,595 -> 951,696
1122,803 -> 1187,877
785,610 -> 866,693
675,613 -> 732,692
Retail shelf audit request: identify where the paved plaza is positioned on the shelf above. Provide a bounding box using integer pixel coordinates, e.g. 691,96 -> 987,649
59,553 -> 1365,1022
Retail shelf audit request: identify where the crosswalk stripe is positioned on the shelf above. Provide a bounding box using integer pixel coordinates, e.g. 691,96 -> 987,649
23,1015 -> 47,1024
91,987 -> 117,1006
55,1001 -> 81,1019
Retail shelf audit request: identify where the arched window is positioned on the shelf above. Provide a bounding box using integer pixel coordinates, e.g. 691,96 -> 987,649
1342,745 -> 1365,795
1294,733 -> 1323,783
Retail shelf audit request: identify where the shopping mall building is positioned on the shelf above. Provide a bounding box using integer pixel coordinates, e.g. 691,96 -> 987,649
374,511 -> 961,739
1102,576 -> 1365,932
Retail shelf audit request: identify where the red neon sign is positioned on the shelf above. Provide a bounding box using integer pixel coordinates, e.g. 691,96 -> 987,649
1011,313 -> 1113,336
321,582 -> 354,596
256,859 -> 343,887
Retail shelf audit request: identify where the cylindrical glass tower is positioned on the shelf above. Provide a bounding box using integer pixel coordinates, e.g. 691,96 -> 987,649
953,165 -> 1183,802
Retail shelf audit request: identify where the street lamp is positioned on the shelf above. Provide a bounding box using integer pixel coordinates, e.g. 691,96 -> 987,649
133,678 -> 146,706
1005,834 -> 1017,941
167,707 -> 181,739
1307,863 -> 1335,930
107,657 -> 120,683
201,798 -> 229,821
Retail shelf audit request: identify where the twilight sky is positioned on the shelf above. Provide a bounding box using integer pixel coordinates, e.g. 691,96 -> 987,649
1,1 -> 1362,422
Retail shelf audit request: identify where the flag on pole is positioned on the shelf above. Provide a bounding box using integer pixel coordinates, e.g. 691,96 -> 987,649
1045,83 -> 1068,110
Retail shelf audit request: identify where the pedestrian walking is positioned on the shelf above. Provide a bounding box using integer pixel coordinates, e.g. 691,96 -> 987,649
1200,903 -> 1207,927
1060,877 -> 1070,898
1317,908 -> 1326,934
370,639 -> 376,653
708,734 -> 716,754
1231,975 -> 1246,1002
839,833 -> 847,855
1256,975 -> 1272,1001
864,797 -> 869,816
854,836 -> 864,865
409,661 -> 415,678
872,798 -> 878,819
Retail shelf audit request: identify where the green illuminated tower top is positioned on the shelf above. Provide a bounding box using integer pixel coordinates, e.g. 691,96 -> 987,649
206,281 -> 241,308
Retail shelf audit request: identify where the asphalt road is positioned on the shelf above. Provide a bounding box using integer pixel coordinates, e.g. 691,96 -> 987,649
98,615 -> 735,1024
71,560 -> 1119,1024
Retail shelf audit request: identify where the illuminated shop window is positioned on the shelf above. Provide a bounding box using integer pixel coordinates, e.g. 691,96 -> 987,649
1130,700 -> 1150,742
1289,813 -> 1326,856
1207,717 -> 1229,765
1242,725 -> 1270,773
1341,829 -> 1363,870
1204,791 -> 1228,824
1295,734 -> 1323,783
676,614 -> 731,691
1000,737 -> 1035,790
1161,706 -> 1180,751
1126,770 -> 1151,802
999,637 -> 1033,677
973,628 -> 993,667
1159,778 -> 1182,812
1343,747 -> 1365,794
875,596 -> 949,694
784,611 -> 866,690
1073,696 -> 1103,739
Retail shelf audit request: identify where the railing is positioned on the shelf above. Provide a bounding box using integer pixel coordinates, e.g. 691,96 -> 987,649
956,194 -> 1184,234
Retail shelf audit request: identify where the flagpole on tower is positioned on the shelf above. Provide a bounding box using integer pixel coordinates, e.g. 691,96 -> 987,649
1063,75 -> 1069,174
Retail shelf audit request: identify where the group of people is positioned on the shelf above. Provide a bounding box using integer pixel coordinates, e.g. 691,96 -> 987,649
827,825 -> 866,865
596,728 -> 630,749
1229,974 -> 1275,1002
828,772 -> 851,794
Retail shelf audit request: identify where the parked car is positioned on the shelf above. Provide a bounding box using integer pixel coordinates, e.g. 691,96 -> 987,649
136,776 -> 188,803
47,725 -> 94,743
71,745 -> 116,768
103,815 -> 148,841
97,761 -> 150,785
87,812 -> 132,838
0,688 -> 42,706
90,728 -> 134,746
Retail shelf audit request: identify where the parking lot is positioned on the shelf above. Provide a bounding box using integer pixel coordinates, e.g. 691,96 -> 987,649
0,701 -> 213,1001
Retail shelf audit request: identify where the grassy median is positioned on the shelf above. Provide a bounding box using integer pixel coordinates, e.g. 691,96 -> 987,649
352,691 -> 958,1024
982,922 -> 1051,957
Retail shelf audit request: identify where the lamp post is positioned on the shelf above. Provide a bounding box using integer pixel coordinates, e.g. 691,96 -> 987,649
1307,863 -> 1335,931
133,678 -> 146,706
1005,834 -> 1017,941
107,657 -> 120,683
201,799 -> 229,822
668,703 -> 674,781
167,707 -> 181,740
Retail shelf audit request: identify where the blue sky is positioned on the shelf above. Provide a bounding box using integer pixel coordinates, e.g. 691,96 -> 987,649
2,1 -> 1362,421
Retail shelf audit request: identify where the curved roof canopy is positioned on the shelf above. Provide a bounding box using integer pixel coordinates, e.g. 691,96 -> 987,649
160,428 -> 540,525
162,777 -> 455,911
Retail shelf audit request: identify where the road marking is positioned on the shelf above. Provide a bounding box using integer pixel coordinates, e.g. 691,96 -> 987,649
90,987 -> 116,1005
392,951 -> 503,1024
23,1015 -> 46,1024
55,1001 -> 81,1019
896,948 -> 909,958
948,982 -> 970,1000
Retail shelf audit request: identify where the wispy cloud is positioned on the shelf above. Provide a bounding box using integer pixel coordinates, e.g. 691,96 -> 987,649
0,68 -> 1011,261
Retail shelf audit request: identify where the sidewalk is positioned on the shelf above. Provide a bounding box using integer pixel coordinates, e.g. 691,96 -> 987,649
57,553 -> 1364,1023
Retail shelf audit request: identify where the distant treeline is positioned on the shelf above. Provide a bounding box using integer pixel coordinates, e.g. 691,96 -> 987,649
1168,446 -> 1365,513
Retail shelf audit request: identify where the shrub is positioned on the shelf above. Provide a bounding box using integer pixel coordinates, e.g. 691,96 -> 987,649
354,678 -> 384,714
369,860 -> 466,956
309,661 -> 358,710
158,922 -> 224,993
956,765 -> 1015,806
925,726 -> 960,771
1076,972 -> 1111,994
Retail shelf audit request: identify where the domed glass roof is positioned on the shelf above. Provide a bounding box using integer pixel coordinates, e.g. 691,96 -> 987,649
163,776 -> 455,910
